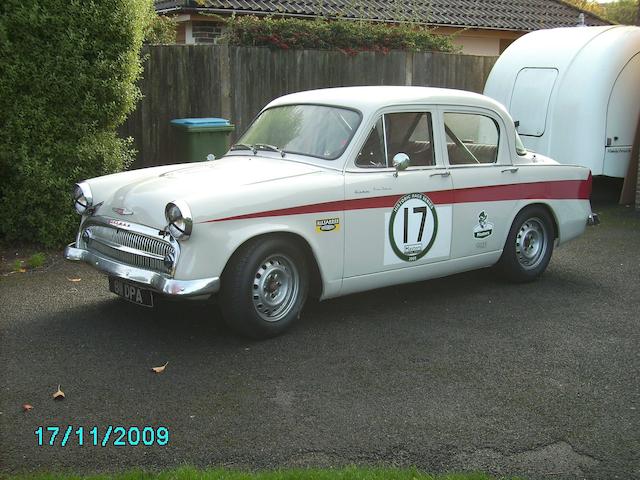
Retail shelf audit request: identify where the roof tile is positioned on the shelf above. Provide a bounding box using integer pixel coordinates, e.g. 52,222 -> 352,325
155,0 -> 611,31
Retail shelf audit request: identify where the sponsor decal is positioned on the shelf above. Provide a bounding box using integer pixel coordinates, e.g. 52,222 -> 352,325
315,218 -> 340,232
387,193 -> 438,262
473,210 -> 494,239
113,207 -> 134,216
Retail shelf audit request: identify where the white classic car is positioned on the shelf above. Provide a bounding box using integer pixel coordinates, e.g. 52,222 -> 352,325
65,86 -> 596,338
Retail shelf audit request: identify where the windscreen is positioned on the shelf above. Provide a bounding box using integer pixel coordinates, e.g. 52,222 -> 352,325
239,105 -> 361,160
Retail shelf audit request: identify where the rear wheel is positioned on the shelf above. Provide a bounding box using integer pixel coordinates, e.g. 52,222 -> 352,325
219,237 -> 308,338
496,206 -> 554,283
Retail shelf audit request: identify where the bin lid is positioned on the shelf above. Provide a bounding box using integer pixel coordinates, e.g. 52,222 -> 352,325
170,117 -> 231,127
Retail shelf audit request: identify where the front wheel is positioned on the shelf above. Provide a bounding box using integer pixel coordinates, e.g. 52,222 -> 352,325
496,206 -> 554,283
219,237 -> 309,339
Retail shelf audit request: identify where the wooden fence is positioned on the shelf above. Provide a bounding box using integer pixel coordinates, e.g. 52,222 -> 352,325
121,45 -> 497,168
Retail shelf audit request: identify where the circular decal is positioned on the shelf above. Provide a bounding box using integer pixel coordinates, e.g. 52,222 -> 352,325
388,193 -> 438,262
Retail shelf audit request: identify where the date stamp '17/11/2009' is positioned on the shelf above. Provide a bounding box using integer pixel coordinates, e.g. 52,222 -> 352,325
34,425 -> 169,447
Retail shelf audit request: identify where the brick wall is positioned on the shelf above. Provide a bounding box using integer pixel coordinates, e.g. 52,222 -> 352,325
191,22 -> 223,44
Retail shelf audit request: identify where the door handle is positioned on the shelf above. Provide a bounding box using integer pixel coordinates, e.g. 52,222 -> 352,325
501,167 -> 519,173
430,171 -> 451,177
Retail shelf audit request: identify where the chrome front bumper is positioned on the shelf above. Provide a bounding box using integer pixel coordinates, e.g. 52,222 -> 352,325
64,243 -> 220,297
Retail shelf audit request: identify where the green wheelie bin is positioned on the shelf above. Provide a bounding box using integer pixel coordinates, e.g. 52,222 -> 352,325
170,117 -> 235,162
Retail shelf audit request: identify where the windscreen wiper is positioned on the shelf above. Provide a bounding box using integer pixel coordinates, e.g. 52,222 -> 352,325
230,143 -> 257,154
254,143 -> 286,158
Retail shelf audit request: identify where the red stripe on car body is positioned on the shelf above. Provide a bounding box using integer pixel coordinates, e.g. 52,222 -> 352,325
201,179 -> 589,223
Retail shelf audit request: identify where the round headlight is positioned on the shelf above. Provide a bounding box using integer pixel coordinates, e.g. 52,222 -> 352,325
73,182 -> 93,215
164,200 -> 193,240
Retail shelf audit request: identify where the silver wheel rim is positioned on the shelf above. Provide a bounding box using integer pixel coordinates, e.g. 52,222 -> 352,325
515,217 -> 548,270
251,253 -> 299,322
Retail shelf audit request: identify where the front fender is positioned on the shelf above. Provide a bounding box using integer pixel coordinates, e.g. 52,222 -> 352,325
174,214 -> 345,299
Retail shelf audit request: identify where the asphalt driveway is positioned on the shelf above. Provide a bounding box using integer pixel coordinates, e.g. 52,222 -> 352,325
1,205 -> 638,479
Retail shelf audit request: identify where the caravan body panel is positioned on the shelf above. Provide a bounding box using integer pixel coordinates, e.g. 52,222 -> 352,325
484,26 -> 640,178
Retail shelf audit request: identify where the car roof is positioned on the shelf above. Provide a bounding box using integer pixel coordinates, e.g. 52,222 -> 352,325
266,86 -> 508,116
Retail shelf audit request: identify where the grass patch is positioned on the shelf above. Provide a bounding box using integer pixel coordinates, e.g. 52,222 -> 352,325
0,466 -> 522,480
26,252 -> 46,269
0,245 -> 56,274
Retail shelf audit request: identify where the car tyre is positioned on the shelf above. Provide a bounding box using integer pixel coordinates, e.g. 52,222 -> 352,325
496,206 -> 554,283
219,236 -> 309,339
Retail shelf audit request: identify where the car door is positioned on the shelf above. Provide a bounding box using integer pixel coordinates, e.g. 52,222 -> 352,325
441,107 -> 519,259
343,108 -> 454,278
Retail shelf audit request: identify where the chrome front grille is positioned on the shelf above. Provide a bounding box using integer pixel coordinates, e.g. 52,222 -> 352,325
83,224 -> 175,275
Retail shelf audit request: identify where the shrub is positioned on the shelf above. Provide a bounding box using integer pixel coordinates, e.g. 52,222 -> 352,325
0,0 -> 151,247
225,16 -> 457,54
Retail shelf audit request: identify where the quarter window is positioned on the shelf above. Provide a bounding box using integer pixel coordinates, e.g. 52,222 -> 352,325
356,118 -> 386,168
356,112 -> 435,168
444,113 -> 499,165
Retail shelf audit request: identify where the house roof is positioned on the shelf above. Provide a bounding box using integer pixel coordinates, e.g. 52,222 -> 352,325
154,0 -> 611,32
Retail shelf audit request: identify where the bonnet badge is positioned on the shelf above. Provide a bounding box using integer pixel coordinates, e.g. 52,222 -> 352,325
113,207 -> 134,216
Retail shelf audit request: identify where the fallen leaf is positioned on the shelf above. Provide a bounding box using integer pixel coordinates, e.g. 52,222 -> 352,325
22,404 -> 33,412
52,385 -> 65,400
18,268 -> 27,273
67,278 -> 81,282
151,361 -> 169,374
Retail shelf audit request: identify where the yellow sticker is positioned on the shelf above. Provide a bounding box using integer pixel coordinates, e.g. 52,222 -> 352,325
315,218 -> 340,233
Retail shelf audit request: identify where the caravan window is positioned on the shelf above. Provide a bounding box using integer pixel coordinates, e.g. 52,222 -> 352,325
510,68 -> 558,137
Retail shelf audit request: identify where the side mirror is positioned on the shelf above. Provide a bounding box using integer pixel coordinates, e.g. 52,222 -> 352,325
392,153 -> 410,177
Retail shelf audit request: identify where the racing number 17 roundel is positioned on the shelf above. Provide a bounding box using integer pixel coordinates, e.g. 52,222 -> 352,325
389,193 -> 438,262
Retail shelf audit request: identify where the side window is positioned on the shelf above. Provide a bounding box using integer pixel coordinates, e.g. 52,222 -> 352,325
356,118 -> 386,168
386,112 -> 434,167
356,112 -> 435,168
444,113 -> 499,165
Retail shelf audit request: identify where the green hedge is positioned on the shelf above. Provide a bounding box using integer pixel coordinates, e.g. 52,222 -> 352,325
226,16 -> 457,54
0,0 -> 151,247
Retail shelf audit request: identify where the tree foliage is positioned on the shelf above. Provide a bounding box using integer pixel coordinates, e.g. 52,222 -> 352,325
561,0 -> 606,17
144,3 -> 178,44
225,16 -> 457,54
563,0 -> 640,25
602,0 -> 640,25
0,0 -> 152,246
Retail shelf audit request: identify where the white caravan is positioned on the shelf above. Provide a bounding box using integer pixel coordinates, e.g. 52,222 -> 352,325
484,25 -> 640,178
